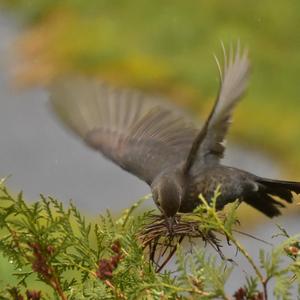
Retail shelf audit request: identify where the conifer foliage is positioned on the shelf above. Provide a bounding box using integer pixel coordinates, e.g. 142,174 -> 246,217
0,178 -> 300,299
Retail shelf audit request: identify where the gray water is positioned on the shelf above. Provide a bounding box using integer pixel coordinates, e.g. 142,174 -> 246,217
0,12 -> 299,297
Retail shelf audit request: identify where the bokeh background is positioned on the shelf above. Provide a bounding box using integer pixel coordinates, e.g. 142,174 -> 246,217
0,0 -> 300,295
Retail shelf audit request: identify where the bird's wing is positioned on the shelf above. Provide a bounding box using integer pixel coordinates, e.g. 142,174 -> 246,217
50,77 -> 197,184
183,43 -> 250,175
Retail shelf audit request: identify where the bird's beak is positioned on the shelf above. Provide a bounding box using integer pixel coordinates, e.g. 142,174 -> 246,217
165,216 -> 175,235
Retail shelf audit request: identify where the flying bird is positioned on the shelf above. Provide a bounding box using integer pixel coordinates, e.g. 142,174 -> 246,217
50,44 -> 300,225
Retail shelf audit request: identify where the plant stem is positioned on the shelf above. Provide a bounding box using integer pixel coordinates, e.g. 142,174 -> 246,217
49,275 -> 68,300
201,194 -> 267,298
229,234 -> 264,282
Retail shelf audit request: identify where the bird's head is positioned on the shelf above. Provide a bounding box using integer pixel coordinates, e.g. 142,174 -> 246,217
151,175 -> 184,218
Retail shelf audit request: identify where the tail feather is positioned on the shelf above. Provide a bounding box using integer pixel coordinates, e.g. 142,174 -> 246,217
256,177 -> 300,196
244,193 -> 284,217
244,177 -> 300,218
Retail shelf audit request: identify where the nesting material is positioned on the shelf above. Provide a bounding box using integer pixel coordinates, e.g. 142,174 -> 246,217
138,213 -> 225,272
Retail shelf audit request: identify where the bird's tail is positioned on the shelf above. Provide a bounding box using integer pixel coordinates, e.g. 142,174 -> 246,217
243,177 -> 300,217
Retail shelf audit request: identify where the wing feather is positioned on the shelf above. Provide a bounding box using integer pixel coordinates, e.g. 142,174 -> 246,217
50,43 -> 249,182
50,77 -> 197,184
183,42 -> 250,174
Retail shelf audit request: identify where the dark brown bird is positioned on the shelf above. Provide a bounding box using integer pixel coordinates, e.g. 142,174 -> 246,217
50,43 -> 300,225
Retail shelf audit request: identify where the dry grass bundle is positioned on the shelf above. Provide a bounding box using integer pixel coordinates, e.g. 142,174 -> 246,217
138,213 -> 226,272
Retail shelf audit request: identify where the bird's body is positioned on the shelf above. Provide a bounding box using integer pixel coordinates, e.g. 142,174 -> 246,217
50,43 -> 300,221
179,165 -> 254,213
179,165 -> 300,217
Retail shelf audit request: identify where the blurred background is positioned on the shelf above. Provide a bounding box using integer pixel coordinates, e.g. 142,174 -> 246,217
0,0 -> 300,295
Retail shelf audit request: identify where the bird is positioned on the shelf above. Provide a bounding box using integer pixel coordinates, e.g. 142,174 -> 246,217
50,43 -> 300,226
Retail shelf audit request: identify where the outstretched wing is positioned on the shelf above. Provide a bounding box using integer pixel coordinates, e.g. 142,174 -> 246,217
50,78 -> 197,184
183,43 -> 250,175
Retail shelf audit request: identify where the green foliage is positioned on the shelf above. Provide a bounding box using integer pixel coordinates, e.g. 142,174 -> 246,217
1,178 -> 300,299
176,247 -> 232,299
244,277 -> 260,299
